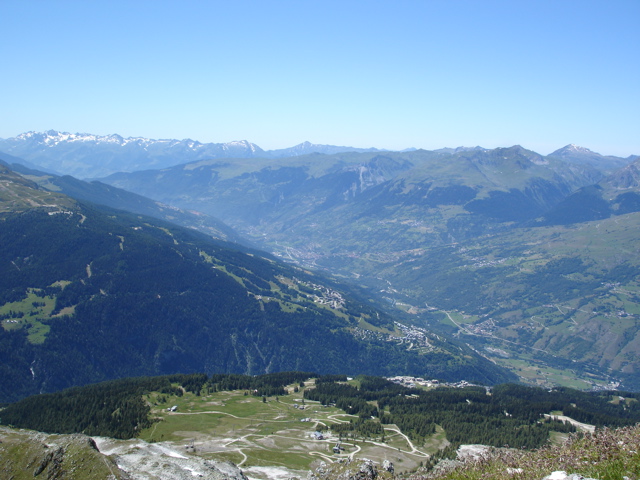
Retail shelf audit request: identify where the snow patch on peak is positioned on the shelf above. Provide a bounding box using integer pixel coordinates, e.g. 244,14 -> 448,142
566,144 -> 594,153
227,140 -> 250,147
224,140 -> 261,153
552,144 -> 598,157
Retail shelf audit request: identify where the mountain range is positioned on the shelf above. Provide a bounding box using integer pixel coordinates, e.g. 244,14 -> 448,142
90,142 -> 638,389
3,130 -> 634,180
1,131 -> 639,393
0,131 -> 384,178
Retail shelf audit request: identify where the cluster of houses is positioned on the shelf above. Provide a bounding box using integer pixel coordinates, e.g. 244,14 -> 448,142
463,257 -> 508,269
351,326 -> 387,342
386,376 -> 485,390
47,210 -> 74,216
393,322 -> 435,351
387,376 -> 440,388
465,318 -> 497,336
351,321 -> 438,351
292,277 -> 346,309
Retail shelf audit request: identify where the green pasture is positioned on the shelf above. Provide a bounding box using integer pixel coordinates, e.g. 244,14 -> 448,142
138,384 -> 435,476
494,357 -> 603,390
0,288 -> 58,344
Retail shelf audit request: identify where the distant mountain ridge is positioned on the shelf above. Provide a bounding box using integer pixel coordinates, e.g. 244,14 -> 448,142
1,130 -> 635,179
0,131 -> 383,178
548,143 -> 635,173
268,140 -> 383,157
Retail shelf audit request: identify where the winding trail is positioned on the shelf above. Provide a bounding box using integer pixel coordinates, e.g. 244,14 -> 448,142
172,411 -> 294,423
165,404 -> 431,469
381,426 -> 429,458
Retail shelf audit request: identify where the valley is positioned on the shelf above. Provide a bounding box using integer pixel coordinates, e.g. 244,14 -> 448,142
2,2 -> 639,477
2,133 -> 640,393
94,145 -> 640,390
0,162 -> 514,403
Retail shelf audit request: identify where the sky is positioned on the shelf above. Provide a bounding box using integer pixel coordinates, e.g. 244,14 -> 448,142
1,0 -> 639,156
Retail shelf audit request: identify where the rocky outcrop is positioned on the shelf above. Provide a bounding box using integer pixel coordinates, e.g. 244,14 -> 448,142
0,427 -> 127,479
92,436 -> 250,480
542,472 -> 599,480
307,458 -> 394,480
0,426 -> 250,480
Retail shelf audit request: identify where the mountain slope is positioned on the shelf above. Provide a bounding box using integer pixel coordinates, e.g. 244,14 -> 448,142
1,158 -> 246,245
96,147 -> 640,388
538,158 -> 640,225
0,163 -> 76,215
99,146 -> 601,263
0,166 -> 514,402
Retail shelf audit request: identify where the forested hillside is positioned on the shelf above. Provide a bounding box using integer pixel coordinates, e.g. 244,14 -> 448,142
304,376 -> 640,451
0,158 -> 246,245
0,372 -> 310,439
0,166 -> 514,402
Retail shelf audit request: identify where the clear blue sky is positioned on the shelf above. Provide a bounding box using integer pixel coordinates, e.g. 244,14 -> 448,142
1,0 -> 638,156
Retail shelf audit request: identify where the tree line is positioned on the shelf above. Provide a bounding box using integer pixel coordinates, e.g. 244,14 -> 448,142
305,376 -> 640,450
0,372 -> 312,439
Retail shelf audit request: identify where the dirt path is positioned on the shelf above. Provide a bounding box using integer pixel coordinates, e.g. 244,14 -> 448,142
544,414 -> 595,433
381,426 -> 430,458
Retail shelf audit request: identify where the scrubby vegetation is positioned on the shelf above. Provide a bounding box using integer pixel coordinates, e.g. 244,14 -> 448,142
414,425 -> 640,480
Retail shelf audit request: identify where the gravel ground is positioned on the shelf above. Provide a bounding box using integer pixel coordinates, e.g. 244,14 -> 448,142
93,437 -> 250,480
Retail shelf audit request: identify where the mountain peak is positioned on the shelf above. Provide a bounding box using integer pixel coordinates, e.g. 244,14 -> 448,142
551,144 -> 599,157
224,140 -> 263,154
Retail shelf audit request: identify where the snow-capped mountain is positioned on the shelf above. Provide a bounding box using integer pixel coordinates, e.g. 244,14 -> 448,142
0,131 -> 267,178
0,131 -> 384,178
1,131 -> 635,179
551,143 -> 596,157
549,144 -> 632,173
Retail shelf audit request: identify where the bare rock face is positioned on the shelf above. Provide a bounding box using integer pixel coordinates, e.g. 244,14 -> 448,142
32,445 -> 65,477
542,472 -> 599,480
0,427 -> 250,480
307,458 -> 394,480
113,454 -> 248,480
92,436 -> 250,480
